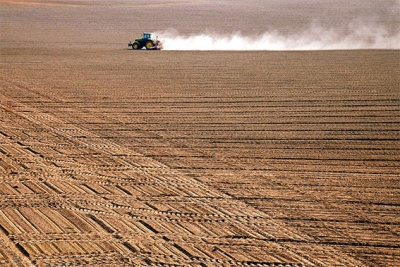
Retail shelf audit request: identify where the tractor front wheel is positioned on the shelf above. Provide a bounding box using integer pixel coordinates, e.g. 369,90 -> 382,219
145,40 -> 155,50
132,42 -> 141,50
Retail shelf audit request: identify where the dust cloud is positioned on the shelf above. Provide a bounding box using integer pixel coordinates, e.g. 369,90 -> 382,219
156,22 -> 400,51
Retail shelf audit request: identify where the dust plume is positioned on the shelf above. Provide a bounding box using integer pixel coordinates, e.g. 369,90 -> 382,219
156,22 -> 400,51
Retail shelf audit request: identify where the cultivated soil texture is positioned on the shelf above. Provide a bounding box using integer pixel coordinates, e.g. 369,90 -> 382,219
1,0 -> 399,266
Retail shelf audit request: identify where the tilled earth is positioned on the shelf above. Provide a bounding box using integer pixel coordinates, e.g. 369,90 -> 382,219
1,1 -> 400,266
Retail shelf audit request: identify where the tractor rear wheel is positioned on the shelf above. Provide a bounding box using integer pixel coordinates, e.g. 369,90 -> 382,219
132,42 -> 141,50
145,40 -> 155,50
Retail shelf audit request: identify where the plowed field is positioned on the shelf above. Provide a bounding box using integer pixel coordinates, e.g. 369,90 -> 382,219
1,0 -> 399,266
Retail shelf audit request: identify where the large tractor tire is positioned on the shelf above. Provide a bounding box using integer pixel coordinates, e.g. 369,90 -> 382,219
145,40 -> 155,50
132,42 -> 141,50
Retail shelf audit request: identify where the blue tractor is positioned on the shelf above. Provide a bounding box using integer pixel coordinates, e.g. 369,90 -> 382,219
128,33 -> 163,50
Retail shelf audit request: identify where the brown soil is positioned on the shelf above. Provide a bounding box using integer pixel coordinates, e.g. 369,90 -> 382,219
1,1 -> 399,266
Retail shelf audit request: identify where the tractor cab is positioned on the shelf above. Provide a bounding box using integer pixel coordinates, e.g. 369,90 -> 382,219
143,33 -> 151,39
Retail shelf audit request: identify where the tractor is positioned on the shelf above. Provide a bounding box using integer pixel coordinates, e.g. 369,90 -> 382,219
128,33 -> 163,50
